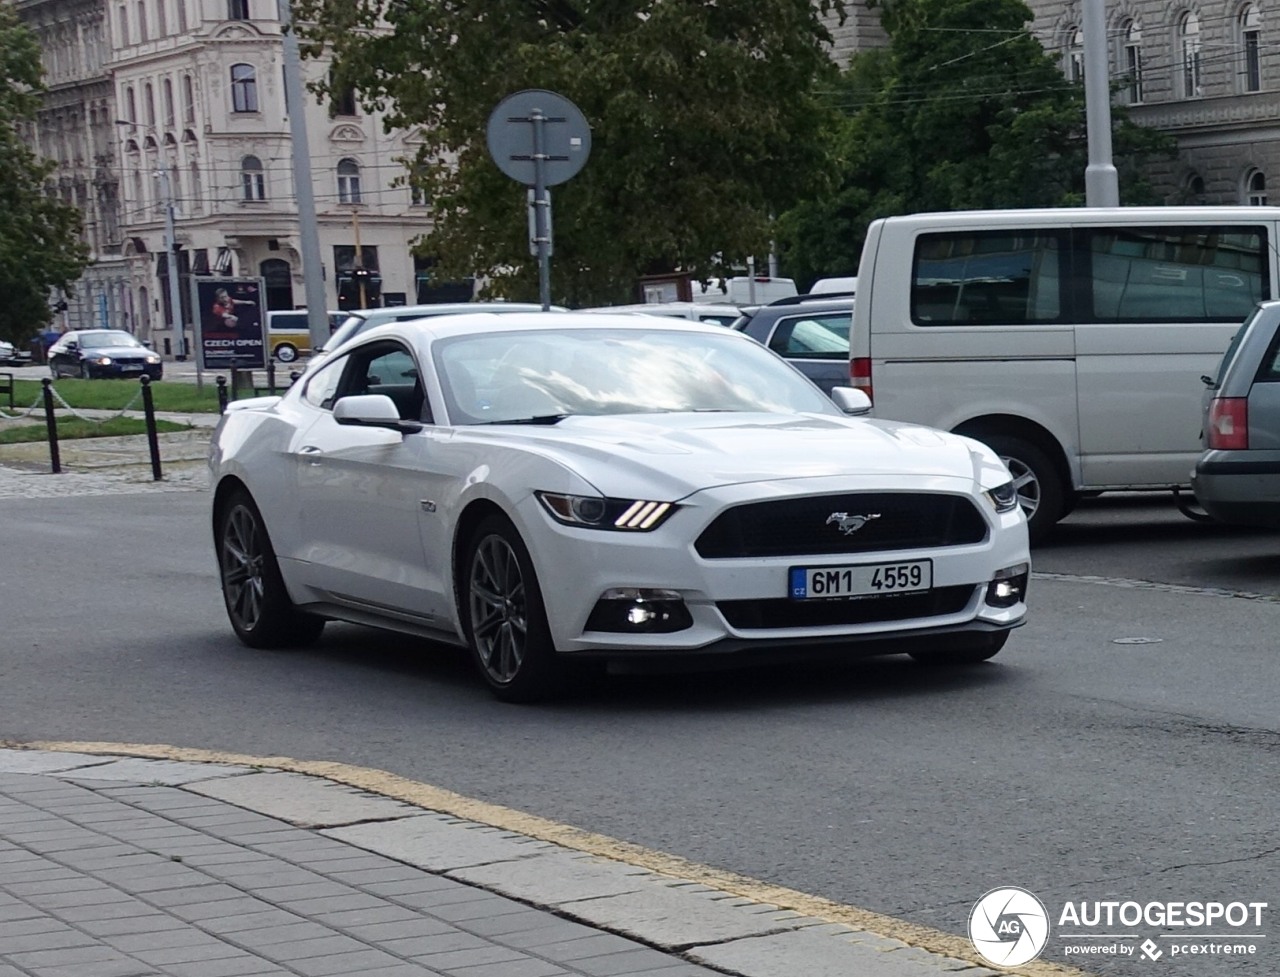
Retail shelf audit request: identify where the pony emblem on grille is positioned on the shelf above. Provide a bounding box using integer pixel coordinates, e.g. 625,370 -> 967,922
826,512 -> 881,535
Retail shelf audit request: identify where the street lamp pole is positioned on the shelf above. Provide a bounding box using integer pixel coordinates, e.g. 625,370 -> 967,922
156,168 -> 187,359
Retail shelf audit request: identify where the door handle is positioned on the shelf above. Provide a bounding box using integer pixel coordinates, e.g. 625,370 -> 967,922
298,445 -> 324,464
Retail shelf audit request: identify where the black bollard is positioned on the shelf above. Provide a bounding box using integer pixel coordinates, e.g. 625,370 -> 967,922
216,375 -> 228,413
267,360 -> 277,395
140,375 -> 163,481
41,377 -> 61,474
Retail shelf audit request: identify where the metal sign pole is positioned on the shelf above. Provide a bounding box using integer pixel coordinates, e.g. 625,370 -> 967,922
531,109 -> 552,311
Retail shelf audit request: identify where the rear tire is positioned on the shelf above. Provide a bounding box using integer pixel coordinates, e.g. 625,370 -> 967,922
275,344 -> 298,363
910,631 -> 1009,665
216,489 -> 325,649
462,514 -> 560,702
979,433 -> 1065,544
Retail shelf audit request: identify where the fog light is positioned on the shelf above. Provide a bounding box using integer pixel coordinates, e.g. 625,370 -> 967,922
585,588 -> 693,633
985,563 -> 1029,608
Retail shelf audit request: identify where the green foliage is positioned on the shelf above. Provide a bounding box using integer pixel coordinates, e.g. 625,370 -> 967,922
0,416 -> 189,445
776,0 -> 1176,287
291,0 -> 848,306
12,378 -> 223,413
0,5 -> 90,345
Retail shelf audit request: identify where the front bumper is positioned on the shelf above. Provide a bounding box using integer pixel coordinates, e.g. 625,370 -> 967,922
517,473 -> 1031,657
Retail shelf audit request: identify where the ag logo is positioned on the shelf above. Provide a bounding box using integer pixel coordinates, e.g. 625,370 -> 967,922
968,886 -> 1050,966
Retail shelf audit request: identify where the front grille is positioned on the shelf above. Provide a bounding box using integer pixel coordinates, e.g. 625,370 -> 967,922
718,584 -> 976,629
695,493 -> 988,559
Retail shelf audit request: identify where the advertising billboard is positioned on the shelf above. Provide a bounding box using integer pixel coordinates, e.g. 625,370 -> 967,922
194,278 -> 267,370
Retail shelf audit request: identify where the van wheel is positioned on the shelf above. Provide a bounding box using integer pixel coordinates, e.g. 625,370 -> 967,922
275,344 -> 298,363
980,434 -> 1065,544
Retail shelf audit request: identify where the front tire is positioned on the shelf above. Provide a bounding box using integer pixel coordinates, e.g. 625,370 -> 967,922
216,489 -> 325,649
275,344 -> 298,363
462,514 -> 559,702
910,631 -> 1009,665
979,433 -> 1065,544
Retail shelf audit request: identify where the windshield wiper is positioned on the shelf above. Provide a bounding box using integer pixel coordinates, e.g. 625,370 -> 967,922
479,414 -> 570,426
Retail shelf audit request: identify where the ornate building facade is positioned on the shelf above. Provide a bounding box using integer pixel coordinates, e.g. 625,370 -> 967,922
17,0 -> 434,356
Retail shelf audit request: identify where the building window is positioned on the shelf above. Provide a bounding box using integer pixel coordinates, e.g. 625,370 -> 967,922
125,85 -> 137,123
1121,20 -> 1143,104
230,64 -> 258,113
182,75 -> 195,123
228,0 -> 249,19
1065,26 -> 1084,83
117,4 -> 129,45
337,158 -> 362,204
1247,169 -> 1267,205
175,0 -> 187,32
155,0 -> 167,35
162,78 -> 174,125
410,182 -> 427,207
241,155 -> 265,200
330,84 -> 357,117
1239,3 -> 1262,93
1179,11 -> 1203,98
189,160 -> 202,213
135,0 -> 147,41
1186,173 -> 1207,205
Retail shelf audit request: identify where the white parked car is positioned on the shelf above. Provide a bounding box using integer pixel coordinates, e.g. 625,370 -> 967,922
209,312 -> 1030,701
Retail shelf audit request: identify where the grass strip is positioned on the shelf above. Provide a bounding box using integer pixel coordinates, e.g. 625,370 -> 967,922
10,377 -> 222,413
0,416 -> 191,444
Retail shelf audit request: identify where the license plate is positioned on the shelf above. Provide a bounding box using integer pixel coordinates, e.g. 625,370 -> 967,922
790,560 -> 932,600
120,365 -> 142,371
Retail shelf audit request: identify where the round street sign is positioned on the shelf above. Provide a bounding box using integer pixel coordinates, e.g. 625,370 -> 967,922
486,89 -> 592,187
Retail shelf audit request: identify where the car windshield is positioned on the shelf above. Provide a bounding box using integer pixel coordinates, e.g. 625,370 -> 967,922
434,327 -> 837,425
78,331 -> 143,349
323,315 -> 366,352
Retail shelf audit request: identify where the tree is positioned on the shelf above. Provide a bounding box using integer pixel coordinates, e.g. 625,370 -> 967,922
292,0 -> 848,306
0,5 -> 90,345
776,0 -> 1175,288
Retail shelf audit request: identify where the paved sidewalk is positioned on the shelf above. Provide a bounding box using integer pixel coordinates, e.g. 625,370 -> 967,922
0,749 -> 1001,977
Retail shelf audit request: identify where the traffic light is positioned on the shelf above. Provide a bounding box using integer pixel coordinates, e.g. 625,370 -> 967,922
350,267 -> 382,308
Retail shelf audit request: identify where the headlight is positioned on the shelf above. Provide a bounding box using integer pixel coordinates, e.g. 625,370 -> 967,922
94,356 -> 113,365
145,355 -> 161,364
536,492 -> 676,531
985,480 -> 1019,513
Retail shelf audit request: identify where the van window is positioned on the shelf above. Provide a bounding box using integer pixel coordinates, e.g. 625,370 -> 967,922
269,312 -> 309,331
1086,227 -> 1265,322
912,231 -> 1064,325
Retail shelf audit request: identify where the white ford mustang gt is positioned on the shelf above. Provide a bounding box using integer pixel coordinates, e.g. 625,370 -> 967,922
209,312 -> 1029,701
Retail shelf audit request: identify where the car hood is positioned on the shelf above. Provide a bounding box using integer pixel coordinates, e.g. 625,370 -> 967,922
460,412 -> 1004,498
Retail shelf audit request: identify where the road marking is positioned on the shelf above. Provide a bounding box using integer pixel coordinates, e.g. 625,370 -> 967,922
1034,570 -> 1280,604
22,739 -> 1092,977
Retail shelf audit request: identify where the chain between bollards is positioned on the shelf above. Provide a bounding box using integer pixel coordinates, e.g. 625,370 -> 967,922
40,377 -> 61,474
140,375 -> 163,481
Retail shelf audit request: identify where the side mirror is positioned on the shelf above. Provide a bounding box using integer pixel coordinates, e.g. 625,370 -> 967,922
830,386 -> 872,415
333,393 -> 423,434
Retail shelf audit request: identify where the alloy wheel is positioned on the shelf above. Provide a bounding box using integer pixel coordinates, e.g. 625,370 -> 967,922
220,503 -> 267,631
468,533 -> 527,684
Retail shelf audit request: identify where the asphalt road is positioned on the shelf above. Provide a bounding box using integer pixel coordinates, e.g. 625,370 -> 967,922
2,488 -> 1277,976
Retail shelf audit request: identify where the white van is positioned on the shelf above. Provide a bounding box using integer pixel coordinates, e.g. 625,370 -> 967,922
851,206 -> 1277,540
692,276 -> 797,305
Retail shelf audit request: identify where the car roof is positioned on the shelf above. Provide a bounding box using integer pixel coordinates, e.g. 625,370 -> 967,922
343,302 -> 553,322
355,310 -> 737,343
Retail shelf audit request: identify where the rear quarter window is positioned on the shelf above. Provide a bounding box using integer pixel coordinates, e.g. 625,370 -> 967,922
912,231 -> 1064,325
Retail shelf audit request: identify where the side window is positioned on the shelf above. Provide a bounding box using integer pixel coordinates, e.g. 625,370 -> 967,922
1086,226 -> 1266,322
302,358 -> 344,410
767,313 -> 850,359
912,231 -> 1064,325
338,342 -> 427,421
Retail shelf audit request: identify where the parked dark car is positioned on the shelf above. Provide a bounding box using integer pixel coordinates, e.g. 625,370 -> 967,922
48,329 -> 163,380
731,293 -> 855,395
1192,300 -> 1280,527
